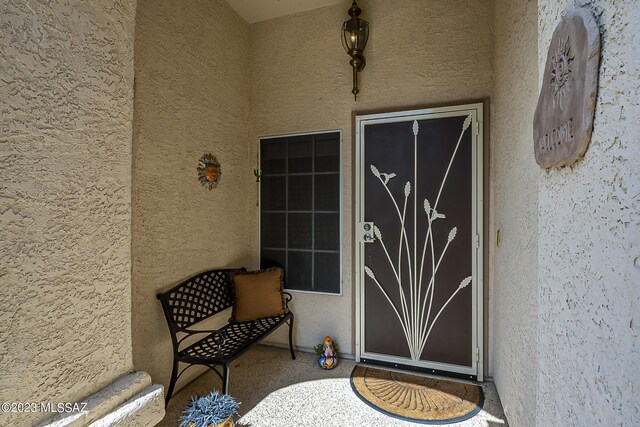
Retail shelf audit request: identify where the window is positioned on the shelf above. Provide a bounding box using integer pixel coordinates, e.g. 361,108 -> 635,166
259,131 -> 342,294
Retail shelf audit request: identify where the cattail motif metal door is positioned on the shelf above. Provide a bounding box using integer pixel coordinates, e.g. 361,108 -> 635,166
355,103 -> 484,380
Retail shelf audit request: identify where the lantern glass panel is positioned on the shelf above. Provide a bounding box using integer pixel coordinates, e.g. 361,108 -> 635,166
342,19 -> 369,53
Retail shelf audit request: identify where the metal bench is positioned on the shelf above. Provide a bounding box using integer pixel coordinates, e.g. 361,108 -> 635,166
157,267 -> 295,406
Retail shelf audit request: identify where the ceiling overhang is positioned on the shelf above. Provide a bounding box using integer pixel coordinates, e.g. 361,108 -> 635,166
226,0 -> 344,24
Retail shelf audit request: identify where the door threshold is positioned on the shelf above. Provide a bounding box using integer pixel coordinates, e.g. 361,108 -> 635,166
359,357 -> 479,382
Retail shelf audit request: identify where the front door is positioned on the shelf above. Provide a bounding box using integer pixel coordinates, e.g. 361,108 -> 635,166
355,103 -> 484,380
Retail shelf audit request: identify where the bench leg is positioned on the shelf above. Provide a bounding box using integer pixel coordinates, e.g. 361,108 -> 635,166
288,314 -> 296,360
165,359 -> 179,407
222,363 -> 230,395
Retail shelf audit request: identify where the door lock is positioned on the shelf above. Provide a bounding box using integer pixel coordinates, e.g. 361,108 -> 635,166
361,222 -> 375,243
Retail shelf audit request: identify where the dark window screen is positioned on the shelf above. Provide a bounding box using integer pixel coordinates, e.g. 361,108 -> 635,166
260,132 -> 341,294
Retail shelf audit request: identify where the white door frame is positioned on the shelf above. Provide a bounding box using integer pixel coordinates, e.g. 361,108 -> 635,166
354,102 -> 484,381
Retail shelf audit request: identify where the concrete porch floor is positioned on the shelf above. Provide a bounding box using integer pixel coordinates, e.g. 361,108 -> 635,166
160,345 -> 508,427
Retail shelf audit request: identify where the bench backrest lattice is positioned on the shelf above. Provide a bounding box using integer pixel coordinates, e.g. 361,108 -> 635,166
162,268 -> 244,330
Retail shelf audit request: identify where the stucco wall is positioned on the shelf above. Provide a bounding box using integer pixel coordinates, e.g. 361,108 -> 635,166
0,1 -> 136,425
537,1 -> 640,425
489,1 -> 539,426
249,0 -> 493,354
132,0 -> 251,391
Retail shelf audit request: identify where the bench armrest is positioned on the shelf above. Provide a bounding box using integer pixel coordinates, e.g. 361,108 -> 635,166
283,291 -> 293,311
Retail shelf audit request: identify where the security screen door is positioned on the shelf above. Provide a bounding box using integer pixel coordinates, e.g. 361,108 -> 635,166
355,103 -> 483,380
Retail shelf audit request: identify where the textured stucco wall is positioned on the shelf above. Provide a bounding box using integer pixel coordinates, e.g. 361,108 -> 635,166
489,1 -> 539,426
537,1 -> 640,425
249,0 -> 493,354
132,0 -> 251,391
0,0 -> 136,425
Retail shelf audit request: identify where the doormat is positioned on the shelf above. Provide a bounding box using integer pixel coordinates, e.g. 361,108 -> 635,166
350,366 -> 483,424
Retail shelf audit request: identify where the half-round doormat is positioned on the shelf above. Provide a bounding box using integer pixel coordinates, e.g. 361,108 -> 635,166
350,366 -> 484,424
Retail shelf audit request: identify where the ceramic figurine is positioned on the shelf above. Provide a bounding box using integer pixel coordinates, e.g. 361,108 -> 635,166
318,336 -> 337,370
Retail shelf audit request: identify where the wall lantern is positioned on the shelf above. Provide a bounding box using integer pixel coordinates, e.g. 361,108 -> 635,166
342,0 -> 369,100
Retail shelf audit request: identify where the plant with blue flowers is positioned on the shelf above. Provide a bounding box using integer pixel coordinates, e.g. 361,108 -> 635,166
179,391 -> 240,427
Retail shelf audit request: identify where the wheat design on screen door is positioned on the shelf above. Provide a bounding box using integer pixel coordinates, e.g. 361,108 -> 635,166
364,117 -> 473,360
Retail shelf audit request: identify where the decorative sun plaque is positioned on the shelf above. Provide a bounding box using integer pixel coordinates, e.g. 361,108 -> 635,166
197,153 -> 221,190
534,6 -> 600,168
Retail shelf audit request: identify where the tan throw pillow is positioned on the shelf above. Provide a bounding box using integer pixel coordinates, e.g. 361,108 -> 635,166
230,268 -> 286,322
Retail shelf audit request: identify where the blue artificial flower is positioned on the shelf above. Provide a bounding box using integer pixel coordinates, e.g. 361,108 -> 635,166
179,391 -> 240,427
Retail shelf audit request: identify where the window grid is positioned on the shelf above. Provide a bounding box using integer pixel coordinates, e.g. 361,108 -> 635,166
286,135 -> 295,289
260,131 -> 341,294
311,135 -> 315,291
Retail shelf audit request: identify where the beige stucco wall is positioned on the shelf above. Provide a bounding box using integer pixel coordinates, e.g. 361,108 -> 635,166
131,0 -> 251,391
249,0 -> 493,355
489,1 -> 539,426
0,0 -> 136,425
536,1 -> 640,425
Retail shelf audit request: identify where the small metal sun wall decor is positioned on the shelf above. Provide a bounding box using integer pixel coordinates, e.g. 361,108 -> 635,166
197,153 -> 222,190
